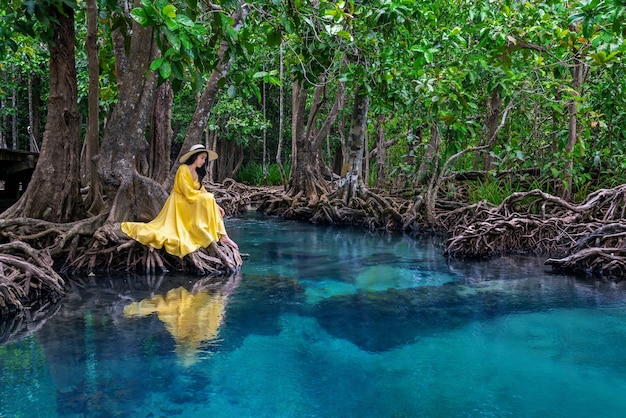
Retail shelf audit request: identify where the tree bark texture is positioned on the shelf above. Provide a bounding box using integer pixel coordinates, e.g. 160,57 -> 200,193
375,113 -> 387,188
336,86 -> 369,203
148,81 -> 173,184
84,0 -> 105,215
215,139 -> 243,181
2,3 -> 82,223
97,14 -> 165,222
98,18 -> 157,188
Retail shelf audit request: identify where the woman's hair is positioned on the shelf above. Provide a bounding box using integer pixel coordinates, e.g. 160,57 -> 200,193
183,152 -> 208,186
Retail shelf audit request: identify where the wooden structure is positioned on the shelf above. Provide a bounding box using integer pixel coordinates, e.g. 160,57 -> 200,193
0,148 -> 38,200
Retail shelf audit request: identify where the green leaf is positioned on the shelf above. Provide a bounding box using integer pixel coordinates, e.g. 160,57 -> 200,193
179,33 -> 192,50
267,28 -> 282,47
159,61 -> 171,78
163,28 -> 181,51
177,14 -> 194,27
337,30 -> 352,41
162,4 -> 176,18
131,8 -> 149,26
267,76 -> 281,86
550,167 -> 560,178
150,57 -> 164,71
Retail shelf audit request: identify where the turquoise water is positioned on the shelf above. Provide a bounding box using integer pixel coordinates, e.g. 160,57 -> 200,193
1,213 -> 626,417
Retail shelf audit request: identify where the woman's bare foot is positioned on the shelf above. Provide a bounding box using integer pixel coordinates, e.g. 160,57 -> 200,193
220,235 -> 239,250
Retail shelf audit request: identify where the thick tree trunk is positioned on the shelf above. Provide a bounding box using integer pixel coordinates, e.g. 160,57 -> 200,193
148,81 -> 173,184
336,86 -> 369,203
2,3 -> 82,222
215,139 -> 243,181
97,13 -> 163,222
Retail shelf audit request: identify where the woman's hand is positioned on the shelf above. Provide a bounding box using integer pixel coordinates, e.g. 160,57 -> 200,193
218,205 -> 225,217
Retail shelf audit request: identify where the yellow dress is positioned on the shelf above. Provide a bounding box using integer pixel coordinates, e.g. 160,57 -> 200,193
124,287 -> 226,366
121,164 -> 227,258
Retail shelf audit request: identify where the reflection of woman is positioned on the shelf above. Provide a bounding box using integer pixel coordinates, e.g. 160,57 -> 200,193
121,144 -> 238,258
124,287 -> 226,366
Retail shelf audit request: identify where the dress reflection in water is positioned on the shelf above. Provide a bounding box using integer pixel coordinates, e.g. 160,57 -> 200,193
124,287 -> 225,366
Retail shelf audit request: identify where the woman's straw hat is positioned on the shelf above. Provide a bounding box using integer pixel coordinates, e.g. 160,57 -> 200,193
179,144 -> 218,163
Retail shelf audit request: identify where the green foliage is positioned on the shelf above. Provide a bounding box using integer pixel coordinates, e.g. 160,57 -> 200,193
2,0 -> 626,204
237,161 -> 290,186
208,91 -> 271,147
131,0 -> 233,90
466,178 -> 517,205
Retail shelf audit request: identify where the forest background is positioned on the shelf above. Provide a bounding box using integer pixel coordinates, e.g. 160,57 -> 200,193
1,0 -> 626,314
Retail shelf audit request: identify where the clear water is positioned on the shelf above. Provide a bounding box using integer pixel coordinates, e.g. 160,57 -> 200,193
2,213 -> 626,418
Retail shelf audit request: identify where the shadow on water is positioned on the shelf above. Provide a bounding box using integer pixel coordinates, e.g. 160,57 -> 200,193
204,254 -> 626,356
306,255 -> 626,352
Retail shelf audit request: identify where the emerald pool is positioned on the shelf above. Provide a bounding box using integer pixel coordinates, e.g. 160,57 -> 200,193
1,214 -> 626,417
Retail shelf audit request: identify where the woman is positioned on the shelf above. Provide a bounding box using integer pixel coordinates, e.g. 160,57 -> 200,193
121,144 -> 238,258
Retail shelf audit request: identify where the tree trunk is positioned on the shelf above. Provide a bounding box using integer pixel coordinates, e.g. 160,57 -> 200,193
31,74 -> 42,148
375,113 -> 387,188
84,0 -> 105,215
27,75 -> 33,149
262,80 -> 267,185
476,87 -> 501,171
288,77 -> 345,203
563,48 -> 583,201
215,139 -> 243,181
148,81 -> 173,184
336,86 -> 369,203
11,70 -> 17,150
416,122 -> 438,185
423,122 -> 442,224
97,12 -> 163,222
2,3 -> 82,222
275,43 -> 287,185
0,72 -> 5,149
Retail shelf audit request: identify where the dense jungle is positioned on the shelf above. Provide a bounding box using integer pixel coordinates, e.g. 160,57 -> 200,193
1,0 -> 626,316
